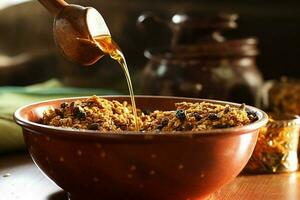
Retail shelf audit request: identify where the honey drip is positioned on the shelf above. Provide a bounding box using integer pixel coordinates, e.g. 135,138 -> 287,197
93,35 -> 139,131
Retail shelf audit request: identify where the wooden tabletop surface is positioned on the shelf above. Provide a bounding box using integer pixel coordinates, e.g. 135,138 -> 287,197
0,152 -> 299,200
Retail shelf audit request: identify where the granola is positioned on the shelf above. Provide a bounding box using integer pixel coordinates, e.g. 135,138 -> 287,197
41,96 -> 257,132
268,78 -> 300,114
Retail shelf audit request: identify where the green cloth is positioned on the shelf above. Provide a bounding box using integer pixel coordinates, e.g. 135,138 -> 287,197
0,79 -> 119,153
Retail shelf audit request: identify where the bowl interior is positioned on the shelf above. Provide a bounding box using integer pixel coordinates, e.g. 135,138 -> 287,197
14,95 -> 268,137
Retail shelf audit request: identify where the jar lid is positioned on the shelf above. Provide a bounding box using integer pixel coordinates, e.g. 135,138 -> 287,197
145,37 -> 258,59
141,12 -> 259,59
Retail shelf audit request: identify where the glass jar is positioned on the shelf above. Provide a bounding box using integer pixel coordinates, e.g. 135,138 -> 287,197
263,78 -> 300,114
261,78 -> 300,161
244,113 -> 300,173
140,13 -> 263,106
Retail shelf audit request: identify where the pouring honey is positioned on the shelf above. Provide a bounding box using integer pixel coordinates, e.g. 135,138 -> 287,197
38,0 -> 139,131
92,35 -> 139,131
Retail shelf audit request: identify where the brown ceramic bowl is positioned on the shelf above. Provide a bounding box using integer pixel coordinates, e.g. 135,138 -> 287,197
14,96 -> 268,200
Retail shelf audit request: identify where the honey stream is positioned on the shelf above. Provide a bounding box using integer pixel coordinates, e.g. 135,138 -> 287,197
93,35 -> 139,131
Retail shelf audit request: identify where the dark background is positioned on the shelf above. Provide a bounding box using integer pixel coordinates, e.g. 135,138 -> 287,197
0,0 -> 299,89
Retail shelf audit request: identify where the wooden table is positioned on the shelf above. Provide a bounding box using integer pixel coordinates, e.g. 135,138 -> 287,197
1,152 -> 299,200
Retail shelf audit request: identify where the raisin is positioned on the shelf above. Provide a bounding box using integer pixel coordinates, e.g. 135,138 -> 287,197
224,105 -> 230,113
193,112 -> 202,121
55,109 -> 63,117
60,102 -> 68,109
142,109 -> 151,115
184,123 -> 193,131
246,110 -> 258,122
246,109 -> 256,116
208,113 -> 220,120
239,103 -> 246,110
161,118 -> 169,126
88,123 -> 99,130
157,118 -> 169,130
175,109 -> 186,120
176,126 -> 184,131
156,124 -> 164,130
73,106 -> 86,119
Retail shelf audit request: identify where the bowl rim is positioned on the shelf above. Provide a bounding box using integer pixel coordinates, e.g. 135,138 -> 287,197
14,95 -> 268,140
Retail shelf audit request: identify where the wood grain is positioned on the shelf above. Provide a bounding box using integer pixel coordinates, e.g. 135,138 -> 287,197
0,153 -> 299,200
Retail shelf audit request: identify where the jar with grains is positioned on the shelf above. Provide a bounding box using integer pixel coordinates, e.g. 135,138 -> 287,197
139,13 -> 263,106
262,78 -> 300,115
244,113 -> 300,173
